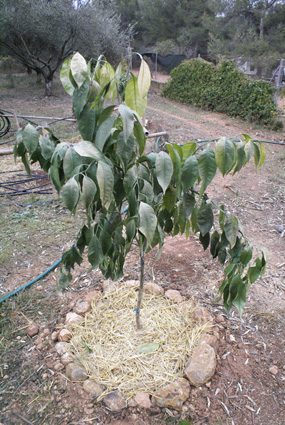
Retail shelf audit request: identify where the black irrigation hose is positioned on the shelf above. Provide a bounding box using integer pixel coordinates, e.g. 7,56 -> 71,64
0,175 -> 48,186
0,110 -> 11,137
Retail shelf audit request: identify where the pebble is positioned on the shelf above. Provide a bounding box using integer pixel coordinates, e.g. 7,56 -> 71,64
42,373 -> 48,380
144,282 -> 164,296
65,312 -> 84,326
73,300 -> 91,315
51,331 -> 59,341
54,362 -> 65,371
84,291 -> 102,304
61,352 -> 74,365
55,342 -> 70,356
65,363 -> 88,382
58,329 -> 72,342
134,391 -> 152,409
192,307 -> 213,326
83,380 -> 105,398
165,289 -> 183,303
269,366 -> 278,376
103,390 -> 126,411
152,378 -> 190,410
26,324 -> 39,337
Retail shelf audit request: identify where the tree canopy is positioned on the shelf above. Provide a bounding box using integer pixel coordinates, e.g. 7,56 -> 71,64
0,0 -> 129,95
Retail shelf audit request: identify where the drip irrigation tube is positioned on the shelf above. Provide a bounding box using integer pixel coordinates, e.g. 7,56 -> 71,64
0,258 -> 62,304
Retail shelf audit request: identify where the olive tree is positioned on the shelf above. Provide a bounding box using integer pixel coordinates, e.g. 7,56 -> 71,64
14,53 -> 266,328
0,0 -> 128,95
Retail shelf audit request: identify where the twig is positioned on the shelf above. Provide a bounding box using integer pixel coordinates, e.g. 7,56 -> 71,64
12,412 -> 34,425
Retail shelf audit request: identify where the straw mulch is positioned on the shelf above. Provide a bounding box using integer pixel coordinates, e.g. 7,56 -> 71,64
69,285 -> 209,400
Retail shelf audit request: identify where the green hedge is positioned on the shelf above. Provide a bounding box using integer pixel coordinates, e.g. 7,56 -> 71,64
163,59 -> 281,128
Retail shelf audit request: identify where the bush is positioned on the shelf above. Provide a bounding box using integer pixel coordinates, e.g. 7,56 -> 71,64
163,59 -> 281,128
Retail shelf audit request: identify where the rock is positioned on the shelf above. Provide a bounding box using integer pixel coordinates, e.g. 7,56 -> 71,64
54,362 -> 65,371
124,280 -> 140,288
198,333 -> 219,354
65,312 -> 84,326
192,307 -> 213,326
58,329 -> 72,342
179,300 -> 196,313
26,324 -> 39,337
184,343 -> 216,386
152,378 -> 190,410
61,352 -> 74,365
103,390 -> 126,411
144,282 -> 164,296
73,300 -> 91,315
55,342 -> 70,356
102,280 -> 117,293
134,391 -> 152,409
269,366 -> 278,376
65,363 -> 88,382
165,289 -> 183,303
51,331 -> 59,341
84,291 -> 101,304
34,337 -> 43,346
215,314 -> 225,324
83,380 -> 105,398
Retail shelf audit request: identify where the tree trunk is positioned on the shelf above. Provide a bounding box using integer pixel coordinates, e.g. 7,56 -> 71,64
44,74 -> 53,96
36,69 -> 42,83
136,252 -> 145,329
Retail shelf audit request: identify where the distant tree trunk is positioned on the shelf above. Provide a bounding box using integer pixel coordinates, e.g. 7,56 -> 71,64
36,69 -> 42,83
44,70 -> 54,96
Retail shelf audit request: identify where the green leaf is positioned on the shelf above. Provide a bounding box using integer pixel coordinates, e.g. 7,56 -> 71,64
73,77 -> 90,117
232,283 -> 247,317
215,137 -> 235,176
39,135 -> 55,160
181,142 -> 196,160
134,121 -> 146,155
183,192 -> 195,217
258,142 -> 266,167
178,421 -> 192,425
60,177 -> 80,212
88,235 -> 104,266
123,166 -> 137,193
181,156 -> 199,190
23,123 -> 38,154
70,52 -> 88,88
233,142 -> 246,175
63,148 -> 82,180
219,205 -> 226,231
125,75 -> 147,117
199,231 -> 210,250
198,145 -> 217,197
73,141 -> 106,162
240,246 -> 253,265
139,179 -> 154,203
155,151 -> 173,193
95,116 -> 116,151
136,342 -> 159,354
210,230 -> 220,257
253,142 -> 260,171
139,202 -> 157,245
163,187 -> 177,212
82,175 -> 97,210
224,214 -> 239,248
197,202 -> 214,236
118,104 -> 135,143
97,161 -> 114,208
126,219 -> 136,243
244,140 -> 254,162
137,58 -> 151,98
60,58 -> 74,96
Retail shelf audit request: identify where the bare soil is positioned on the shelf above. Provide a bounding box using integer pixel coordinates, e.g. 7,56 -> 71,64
0,73 -> 284,425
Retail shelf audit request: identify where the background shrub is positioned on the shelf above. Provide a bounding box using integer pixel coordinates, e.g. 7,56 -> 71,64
163,59 -> 280,127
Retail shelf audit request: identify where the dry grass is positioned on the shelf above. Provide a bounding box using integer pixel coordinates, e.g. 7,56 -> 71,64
68,285 -> 210,400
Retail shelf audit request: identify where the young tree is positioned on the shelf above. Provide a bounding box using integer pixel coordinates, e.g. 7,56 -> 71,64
14,53 -> 266,328
0,0 -> 128,95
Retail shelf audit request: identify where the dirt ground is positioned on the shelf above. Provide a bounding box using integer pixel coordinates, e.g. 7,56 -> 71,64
0,72 -> 284,425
